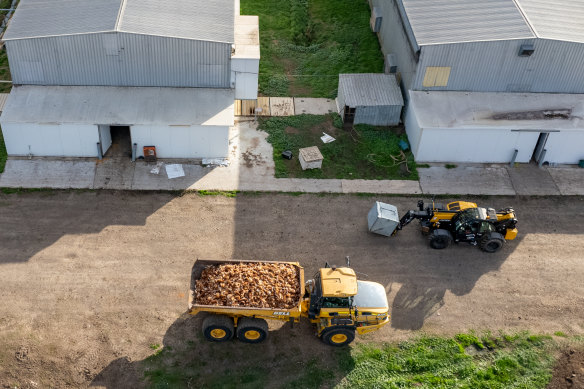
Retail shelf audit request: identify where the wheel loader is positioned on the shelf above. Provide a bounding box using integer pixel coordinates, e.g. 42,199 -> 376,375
188,258 -> 390,347
393,199 -> 518,253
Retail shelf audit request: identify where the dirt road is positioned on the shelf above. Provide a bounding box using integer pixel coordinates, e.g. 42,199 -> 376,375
0,191 -> 582,387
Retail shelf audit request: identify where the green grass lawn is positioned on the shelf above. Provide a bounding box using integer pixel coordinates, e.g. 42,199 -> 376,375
240,0 -> 383,98
0,0 -> 14,93
0,127 -> 6,173
259,114 -> 418,180
143,331 -> 561,388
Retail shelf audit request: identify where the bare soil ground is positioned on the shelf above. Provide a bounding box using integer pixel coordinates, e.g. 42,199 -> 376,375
0,191 -> 583,388
548,348 -> 584,389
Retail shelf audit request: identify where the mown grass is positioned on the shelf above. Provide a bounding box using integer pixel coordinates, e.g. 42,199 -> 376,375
143,331 -> 558,388
0,127 -> 6,173
240,0 -> 383,97
339,332 -> 555,388
259,114 -> 417,180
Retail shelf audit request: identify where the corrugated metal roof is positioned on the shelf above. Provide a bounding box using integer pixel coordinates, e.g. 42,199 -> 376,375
399,0 -> 535,46
3,0 -> 121,40
339,74 -> 404,107
1,85 -> 234,126
3,0 -> 234,43
517,0 -> 584,43
399,0 -> 584,46
119,0 -> 234,43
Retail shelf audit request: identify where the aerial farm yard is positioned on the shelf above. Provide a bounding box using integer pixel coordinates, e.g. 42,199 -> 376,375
0,191 -> 582,387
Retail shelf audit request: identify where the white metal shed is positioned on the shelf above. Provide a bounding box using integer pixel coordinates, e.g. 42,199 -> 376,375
405,91 -> 584,164
1,85 -> 234,159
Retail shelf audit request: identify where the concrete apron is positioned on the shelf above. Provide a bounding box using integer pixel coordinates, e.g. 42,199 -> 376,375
1,121 -> 583,195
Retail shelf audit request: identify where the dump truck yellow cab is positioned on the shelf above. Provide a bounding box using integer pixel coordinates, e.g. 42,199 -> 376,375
320,267 -> 358,297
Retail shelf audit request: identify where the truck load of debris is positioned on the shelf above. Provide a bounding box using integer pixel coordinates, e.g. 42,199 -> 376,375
194,262 -> 301,309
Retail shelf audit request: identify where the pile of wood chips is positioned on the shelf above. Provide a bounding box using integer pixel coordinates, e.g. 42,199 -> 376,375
194,263 -> 300,309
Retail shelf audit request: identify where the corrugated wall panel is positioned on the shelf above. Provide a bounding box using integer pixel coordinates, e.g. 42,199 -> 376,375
413,39 -> 584,93
7,33 -> 231,87
370,0 -> 418,92
354,105 -> 402,126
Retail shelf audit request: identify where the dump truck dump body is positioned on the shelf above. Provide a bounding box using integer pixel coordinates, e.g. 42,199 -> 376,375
188,259 -> 305,323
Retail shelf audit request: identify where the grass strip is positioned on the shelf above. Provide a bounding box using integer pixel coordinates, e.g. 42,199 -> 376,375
259,114 -> 417,180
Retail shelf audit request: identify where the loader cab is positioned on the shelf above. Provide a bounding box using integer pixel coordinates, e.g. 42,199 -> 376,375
452,208 -> 494,242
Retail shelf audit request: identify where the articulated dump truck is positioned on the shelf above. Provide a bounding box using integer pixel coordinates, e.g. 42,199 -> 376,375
188,259 -> 390,346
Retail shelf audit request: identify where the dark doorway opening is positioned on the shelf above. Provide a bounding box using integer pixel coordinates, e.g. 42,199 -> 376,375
343,106 -> 355,130
531,132 -> 549,164
105,126 -> 132,158
343,106 -> 355,124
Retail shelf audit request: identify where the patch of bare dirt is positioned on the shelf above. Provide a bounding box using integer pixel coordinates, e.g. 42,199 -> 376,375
0,192 -> 582,387
242,150 -> 265,168
548,348 -> 584,389
285,126 -> 300,134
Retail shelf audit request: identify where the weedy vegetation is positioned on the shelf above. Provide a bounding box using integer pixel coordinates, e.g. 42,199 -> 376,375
240,0 -> 383,97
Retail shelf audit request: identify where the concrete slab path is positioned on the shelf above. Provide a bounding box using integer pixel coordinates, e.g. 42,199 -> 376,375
506,163 -> 560,195
2,120 -> 584,196
294,98 -> 336,115
418,165 -> 516,195
0,159 -> 95,189
548,168 -> 584,195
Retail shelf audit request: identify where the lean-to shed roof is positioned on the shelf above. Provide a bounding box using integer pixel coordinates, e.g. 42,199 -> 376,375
339,74 -> 404,107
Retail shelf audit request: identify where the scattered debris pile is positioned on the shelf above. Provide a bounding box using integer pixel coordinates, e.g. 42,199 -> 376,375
194,263 -> 300,309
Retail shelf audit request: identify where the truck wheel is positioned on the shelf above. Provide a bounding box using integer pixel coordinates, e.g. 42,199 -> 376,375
428,229 -> 452,249
321,327 -> 355,347
236,317 -> 268,344
202,315 -> 234,342
479,233 -> 505,253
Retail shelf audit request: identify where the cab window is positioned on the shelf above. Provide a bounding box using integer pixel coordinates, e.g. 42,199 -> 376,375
321,297 -> 350,308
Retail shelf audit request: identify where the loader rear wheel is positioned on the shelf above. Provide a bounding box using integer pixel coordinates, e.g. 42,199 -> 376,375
429,229 -> 452,249
479,233 -> 505,253
202,315 -> 234,342
236,317 -> 268,344
321,327 -> 355,347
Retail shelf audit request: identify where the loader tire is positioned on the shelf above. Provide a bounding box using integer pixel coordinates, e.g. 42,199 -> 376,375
479,233 -> 505,253
429,229 -> 452,249
236,317 -> 268,344
321,327 -> 355,347
202,315 -> 234,342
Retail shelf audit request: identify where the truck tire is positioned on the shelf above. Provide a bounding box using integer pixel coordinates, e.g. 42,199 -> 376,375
321,327 -> 355,347
236,317 -> 268,344
428,229 -> 452,249
202,315 -> 234,342
479,232 -> 505,253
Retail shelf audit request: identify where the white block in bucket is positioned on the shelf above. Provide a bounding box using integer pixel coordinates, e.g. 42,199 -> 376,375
368,202 -> 400,236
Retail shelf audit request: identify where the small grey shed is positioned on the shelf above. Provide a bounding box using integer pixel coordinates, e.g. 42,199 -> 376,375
336,73 -> 404,126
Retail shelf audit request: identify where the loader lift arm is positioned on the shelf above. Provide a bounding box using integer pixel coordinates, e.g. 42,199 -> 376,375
392,200 -> 431,235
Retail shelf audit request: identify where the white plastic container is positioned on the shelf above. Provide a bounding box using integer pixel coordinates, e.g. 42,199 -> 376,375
367,202 -> 400,236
